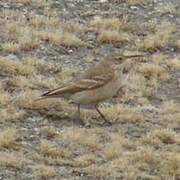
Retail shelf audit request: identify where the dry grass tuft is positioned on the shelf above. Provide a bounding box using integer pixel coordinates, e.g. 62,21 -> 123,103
61,32 -> 87,47
1,42 -> 20,53
73,154 -> 96,167
101,104 -> 143,123
158,101 -> 180,127
159,152 -> 180,179
138,63 -> 167,80
63,127 -> 101,150
0,106 -> 26,122
166,56 -> 180,70
35,30 -> 86,47
0,90 -> 12,107
40,140 -> 68,158
0,56 -> 34,76
97,30 -> 129,44
91,16 -> 122,30
131,147 -> 161,168
137,21 -> 177,51
18,27 -> 39,51
0,152 -> 25,168
39,126 -> 60,138
0,128 -> 20,150
151,53 -> 167,65
32,164 -> 56,179
159,101 -> 180,114
4,21 -> 21,41
102,134 -> 135,160
141,128 -> 179,145
62,20 -> 85,33
29,15 -> 59,28
83,164 -> 118,178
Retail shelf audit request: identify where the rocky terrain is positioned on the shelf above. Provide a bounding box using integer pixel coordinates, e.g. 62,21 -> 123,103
0,0 -> 180,179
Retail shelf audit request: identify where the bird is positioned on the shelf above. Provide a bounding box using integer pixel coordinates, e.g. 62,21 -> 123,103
36,53 -> 143,125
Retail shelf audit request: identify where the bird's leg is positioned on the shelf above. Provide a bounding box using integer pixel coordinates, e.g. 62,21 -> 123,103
72,104 -> 86,126
75,104 -> 90,127
77,104 -> 80,118
95,105 -> 112,126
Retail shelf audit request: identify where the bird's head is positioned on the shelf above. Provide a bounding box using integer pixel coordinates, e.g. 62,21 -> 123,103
110,53 -> 144,65
107,53 -> 145,75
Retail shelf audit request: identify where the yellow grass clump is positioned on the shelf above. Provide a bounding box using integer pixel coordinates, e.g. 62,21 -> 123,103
91,16 -> 122,30
141,128 -> 179,145
35,30 -> 86,47
0,152 -> 25,168
0,56 -> 34,76
29,15 -> 59,28
166,57 -> 180,70
0,128 -> 20,150
159,152 -> 180,179
138,63 -> 167,80
0,106 -> 26,122
97,30 -> 129,44
101,104 -> 143,123
63,127 -> 101,150
159,101 -> 180,114
40,140 -> 68,158
137,21 -> 177,51
102,133 -> 137,161
73,154 -> 96,167
39,126 -> 60,138
32,164 -> 56,179
1,42 -> 20,53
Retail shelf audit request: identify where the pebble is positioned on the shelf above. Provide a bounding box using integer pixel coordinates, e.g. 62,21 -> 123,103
168,14 -> 174,18
6,54 -> 18,60
99,0 -> 108,2
130,6 -> 139,11
68,49 -> 73,53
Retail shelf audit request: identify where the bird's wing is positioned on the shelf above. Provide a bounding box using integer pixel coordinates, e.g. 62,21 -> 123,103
41,73 -> 113,98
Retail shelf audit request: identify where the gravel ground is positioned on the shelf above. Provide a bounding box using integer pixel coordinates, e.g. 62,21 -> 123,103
0,0 -> 180,179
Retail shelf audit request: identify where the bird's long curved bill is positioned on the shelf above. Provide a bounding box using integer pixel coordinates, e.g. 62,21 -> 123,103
124,54 -> 144,59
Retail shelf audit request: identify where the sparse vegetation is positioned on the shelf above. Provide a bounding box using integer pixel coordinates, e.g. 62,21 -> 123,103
0,0 -> 179,179
32,164 -> 56,179
0,128 -> 20,150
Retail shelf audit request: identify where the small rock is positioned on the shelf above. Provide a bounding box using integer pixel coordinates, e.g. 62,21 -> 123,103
68,49 -> 73,53
170,48 -> 175,52
130,6 -> 139,10
6,54 -> 18,60
168,14 -> 174,18
99,0 -> 108,2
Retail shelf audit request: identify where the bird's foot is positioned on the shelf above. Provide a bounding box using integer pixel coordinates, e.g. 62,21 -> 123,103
84,122 -> 91,128
73,117 -> 85,126
102,120 -> 112,127
71,112 -> 84,126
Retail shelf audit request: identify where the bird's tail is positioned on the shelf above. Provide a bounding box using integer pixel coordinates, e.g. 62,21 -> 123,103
34,96 -> 48,102
34,87 -> 60,102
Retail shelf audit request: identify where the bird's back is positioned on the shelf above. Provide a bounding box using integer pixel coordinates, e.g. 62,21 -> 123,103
40,59 -> 117,100
80,60 -> 115,79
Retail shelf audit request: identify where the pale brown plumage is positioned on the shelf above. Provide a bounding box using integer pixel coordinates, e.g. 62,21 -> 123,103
37,53 -> 143,125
